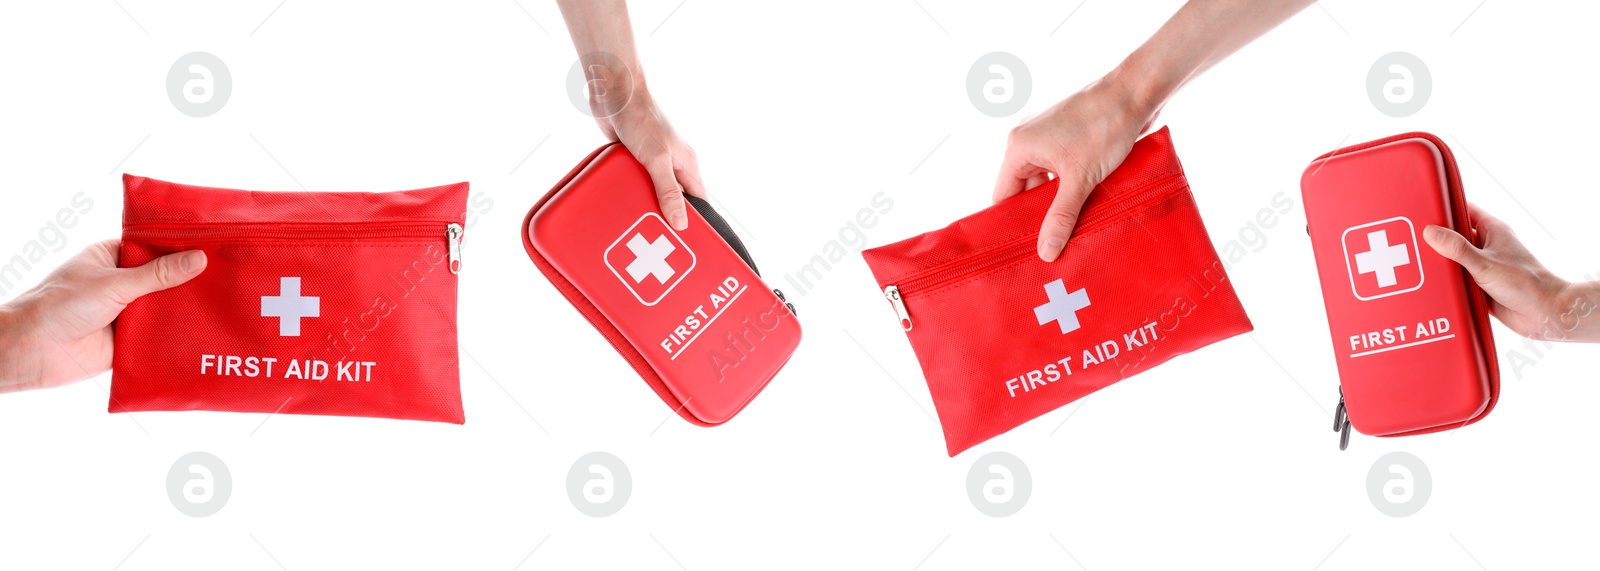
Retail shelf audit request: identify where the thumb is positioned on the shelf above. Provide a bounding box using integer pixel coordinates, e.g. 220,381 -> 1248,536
643,155 -> 689,231
1423,225 -> 1494,278
108,250 -> 207,305
1037,174 -> 1094,262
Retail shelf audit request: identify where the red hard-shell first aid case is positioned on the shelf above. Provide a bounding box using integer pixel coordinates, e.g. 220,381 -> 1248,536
523,143 -> 801,426
863,127 -> 1253,456
113,175 -> 469,423
1301,133 -> 1500,448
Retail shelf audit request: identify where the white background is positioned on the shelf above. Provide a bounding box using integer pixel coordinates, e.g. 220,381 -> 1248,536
2,0 -> 1597,569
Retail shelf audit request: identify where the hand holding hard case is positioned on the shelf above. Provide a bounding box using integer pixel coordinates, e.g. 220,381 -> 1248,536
523,143 -> 801,426
1301,132 -> 1500,448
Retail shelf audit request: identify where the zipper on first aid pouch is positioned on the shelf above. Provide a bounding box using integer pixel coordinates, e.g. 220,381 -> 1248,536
446,223 -> 463,274
123,221 -> 467,272
1333,387 -> 1351,451
881,174 -> 1185,331
884,285 -> 911,331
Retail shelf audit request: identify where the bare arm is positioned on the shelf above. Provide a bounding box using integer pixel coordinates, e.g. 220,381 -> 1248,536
997,0 -> 1317,261
1426,204 -> 1600,343
554,0 -> 705,230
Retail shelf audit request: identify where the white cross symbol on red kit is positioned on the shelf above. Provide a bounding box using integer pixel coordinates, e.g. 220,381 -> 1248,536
260,277 -> 320,337
1354,229 -> 1410,288
1034,279 -> 1091,335
624,233 -> 677,284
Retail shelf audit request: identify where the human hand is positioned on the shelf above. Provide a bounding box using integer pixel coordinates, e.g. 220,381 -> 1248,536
992,0 -> 1317,262
595,87 -> 706,231
1424,203 -> 1600,342
555,0 -> 704,232
993,74 -> 1160,262
0,240 -> 206,393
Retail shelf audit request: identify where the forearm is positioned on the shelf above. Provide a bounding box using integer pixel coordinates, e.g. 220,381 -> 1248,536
555,0 -> 644,84
1108,0 -> 1316,115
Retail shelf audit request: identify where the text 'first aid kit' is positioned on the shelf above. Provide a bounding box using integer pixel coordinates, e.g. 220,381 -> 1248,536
523,143 -> 801,426
112,175 -> 469,423
863,127 -> 1253,456
1301,133 -> 1499,449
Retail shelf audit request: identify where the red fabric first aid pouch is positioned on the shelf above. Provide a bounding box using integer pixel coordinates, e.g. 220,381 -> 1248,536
112,175 -> 469,423
523,143 -> 801,426
1301,133 -> 1499,448
862,127 -> 1253,456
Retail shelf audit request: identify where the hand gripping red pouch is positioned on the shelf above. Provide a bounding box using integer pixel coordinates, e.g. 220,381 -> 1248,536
112,175 -> 469,424
523,143 -> 801,426
1301,133 -> 1499,449
862,127 -> 1253,456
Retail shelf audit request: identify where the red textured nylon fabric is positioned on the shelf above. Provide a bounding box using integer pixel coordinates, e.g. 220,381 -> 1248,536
111,175 -> 468,423
863,128 -> 1253,456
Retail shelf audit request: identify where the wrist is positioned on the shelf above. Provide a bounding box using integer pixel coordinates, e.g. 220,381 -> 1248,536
605,83 -> 661,128
1104,49 -> 1184,123
0,301 -> 38,391
577,52 -> 648,120
1546,281 -> 1600,342
626,81 -> 654,111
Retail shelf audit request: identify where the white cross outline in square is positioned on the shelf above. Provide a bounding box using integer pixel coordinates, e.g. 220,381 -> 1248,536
1341,216 -> 1426,301
260,277 -> 320,336
603,212 -> 696,306
1034,279 -> 1091,335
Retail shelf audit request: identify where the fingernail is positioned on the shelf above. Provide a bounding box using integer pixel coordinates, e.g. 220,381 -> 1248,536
671,211 -> 688,230
180,251 -> 204,273
1039,238 -> 1064,262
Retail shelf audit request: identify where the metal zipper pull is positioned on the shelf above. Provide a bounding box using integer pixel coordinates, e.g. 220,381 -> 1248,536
446,223 -> 463,274
1332,389 -> 1345,432
884,285 -> 911,331
773,289 -> 797,316
1334,388 -> 1350,451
